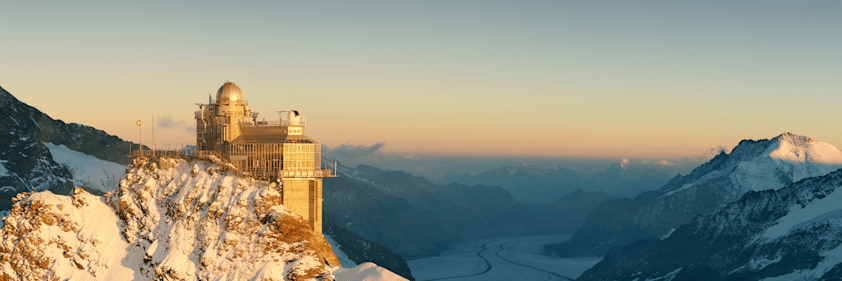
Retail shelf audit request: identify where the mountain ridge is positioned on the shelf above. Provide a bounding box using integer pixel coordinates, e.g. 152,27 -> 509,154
0,156 -> 343,280
551,133 -> 842,257
578,167 -> 842,281
0,86 -> 141,210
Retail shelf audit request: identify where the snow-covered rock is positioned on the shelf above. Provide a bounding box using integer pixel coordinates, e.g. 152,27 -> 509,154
44,142 -> 125,194
0,156 -> 343,280
332,263 -> 408,281
0,85 -> 137,211
554,133 -> 842,257
579,167 -> 842,281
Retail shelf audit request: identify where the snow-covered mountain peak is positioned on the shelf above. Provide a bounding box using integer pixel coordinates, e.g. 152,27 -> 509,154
766,132 -> 842,165
774,132 -> 816,146
662,133 -> 842,199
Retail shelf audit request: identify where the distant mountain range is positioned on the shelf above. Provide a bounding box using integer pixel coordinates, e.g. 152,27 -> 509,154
550,133 -> 842,257
441,161 -> 673,204
323,163 -> 616,258
325,164 -> 535,257
579,167 -> 842,281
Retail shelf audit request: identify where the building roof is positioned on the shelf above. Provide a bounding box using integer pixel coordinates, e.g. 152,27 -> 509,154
216,81 -> 244,104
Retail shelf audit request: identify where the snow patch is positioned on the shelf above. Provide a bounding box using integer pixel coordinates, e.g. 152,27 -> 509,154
645,268 -> 682,281
763,183 -> 842,240
0,160 -> 9,177
44,142 -> 126,193
759,243 -> 842,281
332,262 -> 408,281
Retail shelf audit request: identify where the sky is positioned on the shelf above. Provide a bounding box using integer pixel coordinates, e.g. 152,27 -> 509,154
2,0 -> 842,173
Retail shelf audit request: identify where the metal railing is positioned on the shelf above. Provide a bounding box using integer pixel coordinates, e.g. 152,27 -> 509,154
129,149 -> 222,159
241,120 -> 305,128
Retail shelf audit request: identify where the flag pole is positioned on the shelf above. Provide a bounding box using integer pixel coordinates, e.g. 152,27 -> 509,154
137,119 -> 142,156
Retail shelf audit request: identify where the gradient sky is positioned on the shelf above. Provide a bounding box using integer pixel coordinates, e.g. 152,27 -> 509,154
2,0 -> 841,160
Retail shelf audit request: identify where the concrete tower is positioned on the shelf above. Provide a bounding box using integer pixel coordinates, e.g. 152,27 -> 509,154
195,82 -> 334,233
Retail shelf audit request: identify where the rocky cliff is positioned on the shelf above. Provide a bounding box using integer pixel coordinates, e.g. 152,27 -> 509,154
0,156 -> 341,280
552,133 -> 842,257
579,168 -> 842,281
0,86 -> 138,210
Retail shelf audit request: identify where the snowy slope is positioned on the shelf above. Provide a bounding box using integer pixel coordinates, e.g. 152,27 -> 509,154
555,133 -> 842,257
44,142 -> 126,193
333,263 -> 408,281
0,156 -> 408,280
0,86 -> 138,211
662,133 -> 842,198
0,157 -> 342,280
579,168 -> 842,281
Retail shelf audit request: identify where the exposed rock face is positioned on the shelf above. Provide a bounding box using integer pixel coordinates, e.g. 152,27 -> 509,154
552,133 -> 842,257
0,86 -> 138,210
323,212 -> 414,281
579,169 -> 842,281
0,157 -> 339,280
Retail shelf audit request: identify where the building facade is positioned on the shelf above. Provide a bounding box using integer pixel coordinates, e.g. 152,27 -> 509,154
195,81 -> 333,233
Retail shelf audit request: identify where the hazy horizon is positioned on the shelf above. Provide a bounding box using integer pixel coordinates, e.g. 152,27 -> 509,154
3,0 -> 841,160
321,142 -> 720,182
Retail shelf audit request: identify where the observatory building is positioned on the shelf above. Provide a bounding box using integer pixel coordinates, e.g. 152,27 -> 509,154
194,81 -> 334,233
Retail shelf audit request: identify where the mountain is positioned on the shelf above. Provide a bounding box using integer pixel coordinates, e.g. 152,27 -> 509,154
0,156 -> 408,280
0,86 -> 138,210
441,163 -> 583,204
441,162 -> 672,204
323,212 -> 415,280
324,164 -> 538,257
1,157 -> 333,280
551,133 -> 842,257
579,168 -> 842,281
526,189 -> 617,234
588,162 -> 674,198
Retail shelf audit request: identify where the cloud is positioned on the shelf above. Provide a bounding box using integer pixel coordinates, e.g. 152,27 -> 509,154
322,142 -> 386,160
157,117 -> 196,133
705,145 -> 731,155
640,159 -> 677,166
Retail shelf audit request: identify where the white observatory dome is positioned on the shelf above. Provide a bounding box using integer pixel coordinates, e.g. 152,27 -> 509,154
216,81 -> 244,104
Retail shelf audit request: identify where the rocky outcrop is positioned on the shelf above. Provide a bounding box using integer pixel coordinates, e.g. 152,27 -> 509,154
551,133 -> 842,257
0,86 -> 139,210
0,156 -> 339,280
323,212 -> 414,281
579,168 -> 842,281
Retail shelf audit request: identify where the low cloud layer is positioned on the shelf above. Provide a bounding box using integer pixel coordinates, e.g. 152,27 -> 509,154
323,142 -> 386,159
157,117 -> 196,134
